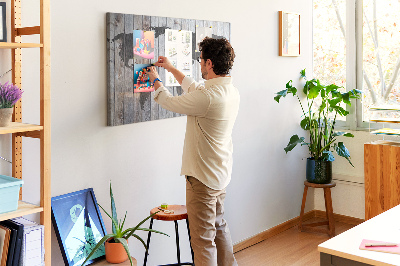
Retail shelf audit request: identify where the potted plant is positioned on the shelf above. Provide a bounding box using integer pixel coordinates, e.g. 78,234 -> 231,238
274,69 -> 362,184
0,82 -> 23,127
82,183 -> 168,266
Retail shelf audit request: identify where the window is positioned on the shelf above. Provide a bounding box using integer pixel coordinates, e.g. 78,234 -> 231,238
313,0 -> 400,130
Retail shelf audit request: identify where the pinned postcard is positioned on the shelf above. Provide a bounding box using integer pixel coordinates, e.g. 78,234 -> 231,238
133,30 -> 155,59
134,64 -> 154,93
164,29 -> 193,86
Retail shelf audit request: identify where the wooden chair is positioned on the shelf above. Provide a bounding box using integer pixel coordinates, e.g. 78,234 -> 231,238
143,205 -> 194,266
298,181 -> 336,237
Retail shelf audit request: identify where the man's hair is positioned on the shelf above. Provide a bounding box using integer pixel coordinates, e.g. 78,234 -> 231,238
199,37 -> 235,75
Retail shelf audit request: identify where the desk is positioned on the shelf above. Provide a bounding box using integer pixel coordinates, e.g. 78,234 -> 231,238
318,204 -> 400,266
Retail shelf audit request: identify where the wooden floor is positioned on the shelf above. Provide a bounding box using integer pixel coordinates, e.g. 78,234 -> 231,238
234,217 -> 354,266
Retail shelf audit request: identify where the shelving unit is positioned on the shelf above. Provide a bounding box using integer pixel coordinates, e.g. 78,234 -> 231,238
0,0 -> 51,265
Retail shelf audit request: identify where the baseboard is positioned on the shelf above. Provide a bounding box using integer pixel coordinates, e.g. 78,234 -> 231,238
233,210 -> 365,253
314,210 -> 364,225
233,210 -> 315,253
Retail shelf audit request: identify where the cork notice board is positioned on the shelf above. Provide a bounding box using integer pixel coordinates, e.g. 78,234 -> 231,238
106,13 -> 231,126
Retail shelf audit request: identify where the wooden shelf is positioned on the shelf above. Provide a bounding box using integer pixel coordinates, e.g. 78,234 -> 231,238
0,201 -> 43,222
0,42 -> 43,49
0,122 -> 42,134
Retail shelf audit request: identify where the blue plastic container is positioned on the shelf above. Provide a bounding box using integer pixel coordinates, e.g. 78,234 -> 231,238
0,175 -> 24,214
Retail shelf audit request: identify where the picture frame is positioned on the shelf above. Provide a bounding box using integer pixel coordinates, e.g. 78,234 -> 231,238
279,11 -> 300,56
0,2 -> 6,42
51,188 -> 107,266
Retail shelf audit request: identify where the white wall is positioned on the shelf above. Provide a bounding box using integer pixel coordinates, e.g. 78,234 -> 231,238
0,0 -> 315,265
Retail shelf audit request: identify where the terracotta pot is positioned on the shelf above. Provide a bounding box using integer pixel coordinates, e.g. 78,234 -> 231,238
105,238 -> 129,264
0,108 -> 13,127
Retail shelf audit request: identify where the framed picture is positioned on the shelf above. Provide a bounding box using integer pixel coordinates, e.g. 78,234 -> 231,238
0,2 -> 6,42
51,188 -> 107,266
279,11 -> 300,56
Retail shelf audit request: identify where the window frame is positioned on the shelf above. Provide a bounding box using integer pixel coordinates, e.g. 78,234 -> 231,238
315,0 -> 400,131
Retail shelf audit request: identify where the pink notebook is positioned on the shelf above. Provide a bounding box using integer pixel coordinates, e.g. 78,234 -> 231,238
359,239 -> 400,255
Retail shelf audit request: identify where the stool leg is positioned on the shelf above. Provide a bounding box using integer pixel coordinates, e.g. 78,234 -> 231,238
186,218 -> 194,264
298,185 -> 308,231
324,188 -> 335,237
174,220 -> 182,265
143,218 -> 154,266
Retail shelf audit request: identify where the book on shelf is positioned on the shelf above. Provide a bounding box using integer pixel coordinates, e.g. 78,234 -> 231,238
0,220 -> 23,266
11,217 -> 44,266
0,222 -> 16,266
0,225 -> 11,266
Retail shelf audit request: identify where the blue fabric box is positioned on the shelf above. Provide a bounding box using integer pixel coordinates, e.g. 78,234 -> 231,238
0,175 -> 24,214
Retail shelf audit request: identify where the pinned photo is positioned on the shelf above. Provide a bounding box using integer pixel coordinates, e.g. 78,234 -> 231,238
134,64 -> 154,93
133,30 -> 155,59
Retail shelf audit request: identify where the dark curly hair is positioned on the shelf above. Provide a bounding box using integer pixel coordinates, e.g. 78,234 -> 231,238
199,37 -> 235,75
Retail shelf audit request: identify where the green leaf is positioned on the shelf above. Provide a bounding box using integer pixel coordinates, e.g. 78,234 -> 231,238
131,234 -> 148,251
81,234 -> 114,266
114,238 -> 133,266
308,85 -> 320,99
321,151 -> 335,162
123,211 -> 160,239
110,182 -> 118,234
274,89 -> 288,103
300,69 -> 306,78
335,142 -> 354,167
284,135 -> 305,153
332,131 -> 346,137
120,211 -> 127,232
300,117 -> 310,130
136,227 -> 170,237
98,204 -> 120,236
341,92 -> 351,105
325,84 -> 339,94
328,97 -> 342,108
343,133 -> 354,137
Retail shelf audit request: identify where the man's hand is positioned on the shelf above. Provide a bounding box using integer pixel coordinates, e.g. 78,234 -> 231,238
154,56 -> 175,72
143,66 -> 160,83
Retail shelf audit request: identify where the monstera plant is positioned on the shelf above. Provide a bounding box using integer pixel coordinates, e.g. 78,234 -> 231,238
274,69 -> 362,183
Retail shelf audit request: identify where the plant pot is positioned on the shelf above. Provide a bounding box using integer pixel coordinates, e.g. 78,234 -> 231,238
0,108 -> 13,127
306,158 -> 332,184
105,238 -> 128,264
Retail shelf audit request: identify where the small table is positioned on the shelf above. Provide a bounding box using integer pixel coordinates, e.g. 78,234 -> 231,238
318,204 -> 400,266
91,257 -> 137,266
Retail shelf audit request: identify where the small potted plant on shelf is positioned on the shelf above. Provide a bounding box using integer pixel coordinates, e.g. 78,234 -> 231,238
274,69 -> 362,184
82,183 -> 168,266
0,82 -> 23,127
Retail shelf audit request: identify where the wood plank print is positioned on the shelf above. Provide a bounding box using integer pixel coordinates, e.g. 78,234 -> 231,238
106,13 -> 231,125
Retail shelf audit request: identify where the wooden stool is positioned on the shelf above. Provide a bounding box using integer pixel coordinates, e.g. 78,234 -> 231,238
143,205 -> 194,266
298,181 -> 336,237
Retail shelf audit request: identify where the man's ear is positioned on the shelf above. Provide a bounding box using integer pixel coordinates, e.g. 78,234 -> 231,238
206,59 -> 213,69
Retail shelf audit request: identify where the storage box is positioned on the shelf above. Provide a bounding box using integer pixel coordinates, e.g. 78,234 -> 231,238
0,175 -> 24,214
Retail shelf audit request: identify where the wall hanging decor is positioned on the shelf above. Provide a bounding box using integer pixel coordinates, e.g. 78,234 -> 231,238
279,11 -> 300,56
106,13 -> 231,126
51,188 -> 107,266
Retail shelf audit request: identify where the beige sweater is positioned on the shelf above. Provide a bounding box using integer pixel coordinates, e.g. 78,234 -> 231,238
154,76 -> 240,190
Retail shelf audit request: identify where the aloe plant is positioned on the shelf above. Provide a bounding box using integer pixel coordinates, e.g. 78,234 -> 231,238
81,183 -> 168,266
274,69 -> 362,166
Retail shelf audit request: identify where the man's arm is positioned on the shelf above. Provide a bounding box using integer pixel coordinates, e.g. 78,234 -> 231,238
154,56 -> 185,85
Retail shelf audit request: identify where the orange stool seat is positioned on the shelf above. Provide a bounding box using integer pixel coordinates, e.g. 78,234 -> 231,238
150,205 -> 188,221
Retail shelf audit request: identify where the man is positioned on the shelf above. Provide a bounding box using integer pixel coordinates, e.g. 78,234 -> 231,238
145,37 -> 239,266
